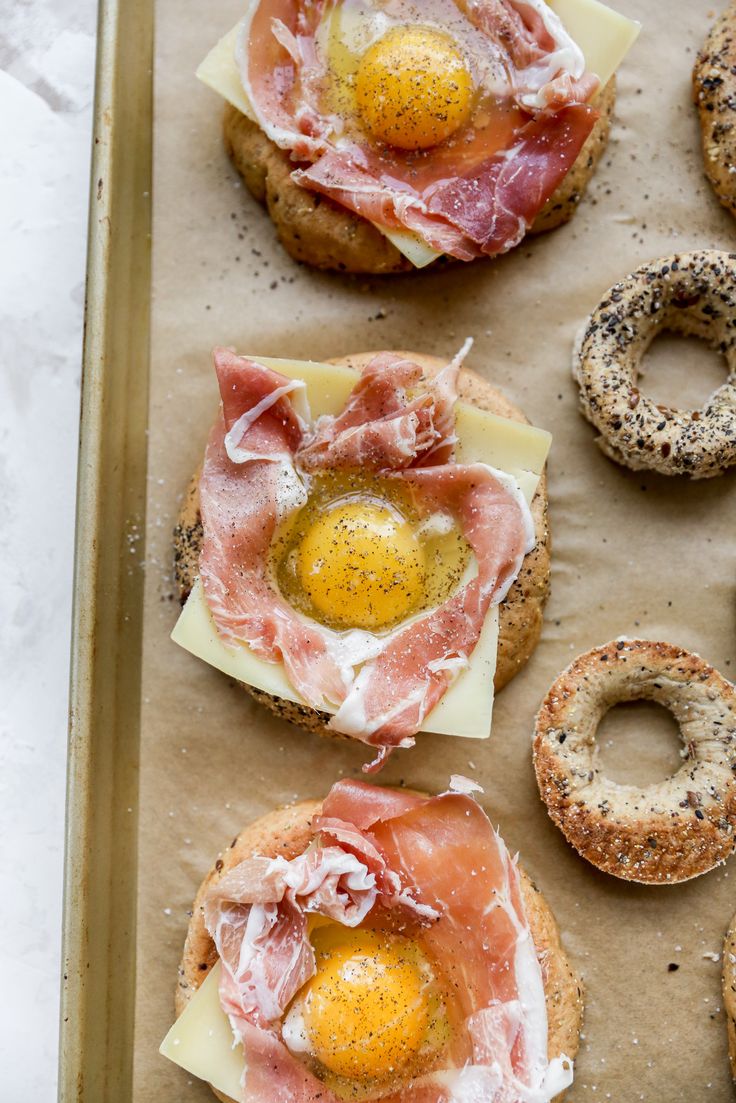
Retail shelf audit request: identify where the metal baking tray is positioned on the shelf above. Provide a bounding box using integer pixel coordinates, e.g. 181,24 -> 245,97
59,0 -> 736,1099
60,0 -> 152,1098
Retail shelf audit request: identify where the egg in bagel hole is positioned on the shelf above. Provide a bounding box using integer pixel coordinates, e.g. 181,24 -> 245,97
355,25 -> 474,150
274,471 -> 470,633
282,920 -> 453,1092
319,0 -> 525,156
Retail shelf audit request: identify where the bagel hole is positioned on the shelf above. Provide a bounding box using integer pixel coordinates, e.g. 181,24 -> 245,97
639,331 -> 727,410
596,700 -> 683,787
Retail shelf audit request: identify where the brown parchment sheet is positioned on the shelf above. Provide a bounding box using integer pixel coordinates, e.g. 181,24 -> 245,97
132,1 -> 736,1099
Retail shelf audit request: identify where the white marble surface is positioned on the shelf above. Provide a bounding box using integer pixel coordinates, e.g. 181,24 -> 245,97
0,2 -> 96,1097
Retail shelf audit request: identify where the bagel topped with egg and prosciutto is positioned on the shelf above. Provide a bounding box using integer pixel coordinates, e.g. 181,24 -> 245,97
162,779 -> 583,1102
171,347 -> 551,770
197,1 -> 639,272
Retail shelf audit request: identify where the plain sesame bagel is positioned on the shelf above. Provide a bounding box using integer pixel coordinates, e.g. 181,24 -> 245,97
693,4 -> 736,219
223,79 -> 616,274
723,911 -> 736,1079
533,639 -> 736,885
173,352 -> 550,735
572,251 -> 736,478
175,796 -> 583,1103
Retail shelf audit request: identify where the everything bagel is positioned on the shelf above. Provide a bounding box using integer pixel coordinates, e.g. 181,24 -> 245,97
573,251 -> 736,478
693,4 -> 736,219
533,639 -> 736,885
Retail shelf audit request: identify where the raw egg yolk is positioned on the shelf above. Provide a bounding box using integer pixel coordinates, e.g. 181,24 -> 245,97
355,25 -> 473,151
297,501 -> 425,630
302,930 -> 429,1079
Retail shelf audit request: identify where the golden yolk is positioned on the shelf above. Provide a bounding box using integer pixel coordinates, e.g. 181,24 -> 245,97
302,929 -> 430,1080
355,25 -> 473,151
296,501 -> 425,630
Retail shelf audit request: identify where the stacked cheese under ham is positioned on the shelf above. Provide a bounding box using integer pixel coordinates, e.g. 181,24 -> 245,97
198,347 -> 534,767
236,0 -> 599,260
205,779 -> 573,1102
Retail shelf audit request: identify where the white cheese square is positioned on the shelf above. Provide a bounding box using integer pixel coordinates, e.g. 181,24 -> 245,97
160,963 -> 243,1101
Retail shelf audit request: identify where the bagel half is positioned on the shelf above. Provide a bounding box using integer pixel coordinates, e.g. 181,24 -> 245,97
693,4 -> 736,219
175,797 -> 584,1103
173,352 -> 550,737
573,250 -> 736,479
534,640 -> 736,884
223,79 -> 616,274
723,910 -> 736,1079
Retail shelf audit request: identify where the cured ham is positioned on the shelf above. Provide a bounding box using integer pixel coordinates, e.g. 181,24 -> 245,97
299,344 -> 467,471
236,0 -> 599,260
329,464 -> 534,748
205,779 -> 574,1102
199,349 -> 350,711
295,105 -> 595,261
204,842 -> 431,1026
198,347 -> 534,766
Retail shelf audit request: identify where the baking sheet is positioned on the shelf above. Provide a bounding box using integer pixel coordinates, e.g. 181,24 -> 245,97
133,2 -> 736,1099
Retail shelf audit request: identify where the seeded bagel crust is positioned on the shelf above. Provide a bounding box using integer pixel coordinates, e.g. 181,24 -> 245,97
723,911 -> 736,1079
175,796 -> 583,1103
573,250 -> 736,478
534,639 -> 736,885
173,352 -> 550,737
693,4 -> 736,219
223,79 -> 615,274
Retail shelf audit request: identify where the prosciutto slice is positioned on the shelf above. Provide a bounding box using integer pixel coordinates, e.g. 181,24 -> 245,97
198,347 -> 533,765
295,104 -> 595,261
199,349 -> 351,710
329,464 -> 533,749
299,344 -> 466,471
236,0 -> 599,260
205,780 -> 573,1102
204,842 -> 433,1028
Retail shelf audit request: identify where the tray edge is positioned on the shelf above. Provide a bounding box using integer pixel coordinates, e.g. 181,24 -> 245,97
59,0 -> 153,1097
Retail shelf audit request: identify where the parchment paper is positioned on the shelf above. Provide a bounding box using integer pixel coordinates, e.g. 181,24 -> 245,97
132,2 -> 736,1099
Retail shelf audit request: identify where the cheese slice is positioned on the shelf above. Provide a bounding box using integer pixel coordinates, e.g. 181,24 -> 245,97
197,23 -> 255,122
174,582 -> 500,738
196,0 -> 639,268
547,0 -> 640,87
171,356 -> 550,739
378,227 -> 441,270
160,964 -> 242,1101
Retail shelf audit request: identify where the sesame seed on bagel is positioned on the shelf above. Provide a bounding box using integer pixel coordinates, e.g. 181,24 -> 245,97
573,251 -> 736,479
533,639 -> 736,885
